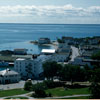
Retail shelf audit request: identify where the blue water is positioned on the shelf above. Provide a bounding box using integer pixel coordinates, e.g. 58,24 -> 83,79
0,23 -> 100,54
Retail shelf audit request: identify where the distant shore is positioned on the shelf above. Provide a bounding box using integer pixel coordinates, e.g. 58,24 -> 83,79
30,40 -> 58,46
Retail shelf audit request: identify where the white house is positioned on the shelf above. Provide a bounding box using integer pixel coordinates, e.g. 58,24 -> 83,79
38,38 -> 50,44
0,69 -> 20,84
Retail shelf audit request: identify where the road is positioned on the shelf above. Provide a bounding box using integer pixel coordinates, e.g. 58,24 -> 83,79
1,93 -> 90,99
0,80 -> 43,90
70,46 -> 80,62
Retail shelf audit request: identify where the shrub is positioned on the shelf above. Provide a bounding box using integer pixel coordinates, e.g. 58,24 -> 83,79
24,80 -> 33,91
32,88 -> 47,98
32,82 -> 47,91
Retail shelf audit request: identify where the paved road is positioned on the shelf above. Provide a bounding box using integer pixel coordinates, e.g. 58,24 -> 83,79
0,80 -> 43,90
70,46 -> 80,61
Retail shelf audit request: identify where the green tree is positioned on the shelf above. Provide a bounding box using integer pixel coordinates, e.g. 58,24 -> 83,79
89,52 -> 100,99
89,68 -> 100,99
91,51 -> 100,60
60,65 -> 86,84
43,61 -> 62,80
24,80 -> 33,91
32,83 -> 48,98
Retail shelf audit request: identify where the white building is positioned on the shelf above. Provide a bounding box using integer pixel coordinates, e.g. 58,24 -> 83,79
0,69 -> 20,84
14,58 -> 45,80
41,49 -> 56,55
38,38 -> 50,44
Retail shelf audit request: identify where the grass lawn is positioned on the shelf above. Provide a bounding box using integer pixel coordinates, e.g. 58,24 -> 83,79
0,89 -> 29,97
62,96 -> 89,99
46,87 -> 89,97
5,96 -> 29,99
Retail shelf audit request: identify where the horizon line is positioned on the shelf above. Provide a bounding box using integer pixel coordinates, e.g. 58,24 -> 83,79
0,22 -> 100,25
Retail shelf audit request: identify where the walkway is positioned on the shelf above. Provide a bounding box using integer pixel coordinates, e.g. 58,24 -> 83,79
1,93 -> 90,99
70,46 -> 80,61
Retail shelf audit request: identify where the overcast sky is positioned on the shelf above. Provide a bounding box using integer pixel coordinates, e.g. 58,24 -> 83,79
0,0 -> 100,24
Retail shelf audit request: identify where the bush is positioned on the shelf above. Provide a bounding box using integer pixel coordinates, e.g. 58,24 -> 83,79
32,82 -> 47,91
64,84 -> 88,89
43,80 -> 65,89
24,80 -> 33,91
32,88 -> 47,98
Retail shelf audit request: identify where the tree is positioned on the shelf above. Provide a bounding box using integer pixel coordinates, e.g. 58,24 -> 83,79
89,68 -> 100,99
57,38 -> 64,43
43,61 -> 62,80
32,83 -> 48,98
24,80 -> 33,91
89,52 -> 100,99
91,51 -> 100,60
60,65 -> 86,84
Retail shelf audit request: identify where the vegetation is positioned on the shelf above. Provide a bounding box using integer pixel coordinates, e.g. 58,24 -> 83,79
89,51 -> 100,99
24,80 -> 33,91
45,87 -> 89,97
32,88 -> 48,98
0,89 -> 28,97
57,38 -> 64,43
59,64 -> 87,84
91,51 -> 100,60
32,82 -> 50,98
43,61 -> 62,80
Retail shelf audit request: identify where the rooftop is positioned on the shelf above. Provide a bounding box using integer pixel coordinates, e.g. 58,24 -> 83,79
0,69 -> 19,76
41,49 -> 55,54
16,58 -> 25,61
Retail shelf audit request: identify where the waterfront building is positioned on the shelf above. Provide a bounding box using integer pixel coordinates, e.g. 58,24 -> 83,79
38,38 -> 50,44
0,69 -> 20,84
41,49 -> 56,55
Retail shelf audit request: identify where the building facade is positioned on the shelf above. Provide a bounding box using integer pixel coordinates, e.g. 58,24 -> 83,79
14,58 -> 44,80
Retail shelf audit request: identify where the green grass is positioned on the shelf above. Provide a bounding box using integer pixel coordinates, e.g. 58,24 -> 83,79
46,87 -> 89,97
5,96 -> 29,99
62,96 -> 89,99
0,89 -> 29,97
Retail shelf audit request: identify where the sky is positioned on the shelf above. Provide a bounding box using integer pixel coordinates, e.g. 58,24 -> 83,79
0,0 -> 100,24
